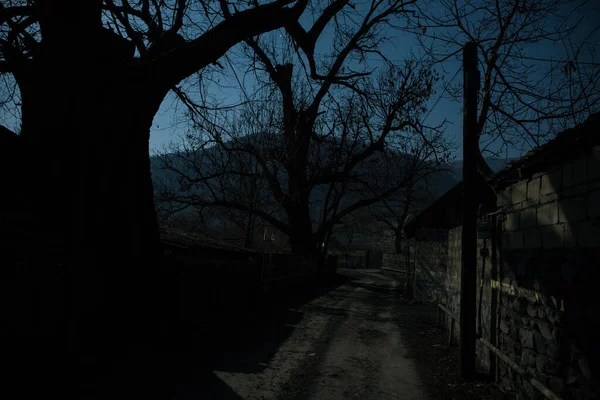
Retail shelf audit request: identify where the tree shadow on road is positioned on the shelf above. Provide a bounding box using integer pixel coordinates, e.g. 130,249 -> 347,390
97,273 -> 352,398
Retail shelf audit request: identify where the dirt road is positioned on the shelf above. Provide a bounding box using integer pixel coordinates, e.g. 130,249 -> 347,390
84,268 -> 428,399
10,268 -> 510,399
204,268 -> 427,400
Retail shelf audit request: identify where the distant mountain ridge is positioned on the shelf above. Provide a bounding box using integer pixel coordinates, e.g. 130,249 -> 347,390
150,141 -> 514,247
448,158 -> 516,182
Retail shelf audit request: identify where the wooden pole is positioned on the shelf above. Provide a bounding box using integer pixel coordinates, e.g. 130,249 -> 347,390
460,41 -> 480,381
490,214 -> 499,381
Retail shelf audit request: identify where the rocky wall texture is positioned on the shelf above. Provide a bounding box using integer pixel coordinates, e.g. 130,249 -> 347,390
446,226 -> 493,372
413,229 -> 448,304
410,150 -> 600,399
494,152 -> 600,399
496,248 -> 599,400
446,227 -> 461,343
476,236 -> 494,374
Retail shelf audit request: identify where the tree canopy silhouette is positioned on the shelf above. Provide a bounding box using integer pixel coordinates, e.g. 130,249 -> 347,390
154,0 -> 451,256
0,0 -> 315,392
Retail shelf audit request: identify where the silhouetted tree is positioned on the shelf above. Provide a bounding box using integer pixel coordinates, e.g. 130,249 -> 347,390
367,180 -> 426,254
154,114 -> 275,250
0,0 -> 311,390
410,0 -> 600,176
158,0 -> 452,257
157,60 -> 451,257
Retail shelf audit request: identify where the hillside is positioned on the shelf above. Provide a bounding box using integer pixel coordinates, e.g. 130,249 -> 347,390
150,138 -> 512,252
448,158 -> 515,181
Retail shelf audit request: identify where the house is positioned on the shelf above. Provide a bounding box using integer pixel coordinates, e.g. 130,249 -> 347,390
403,112 -> 600,399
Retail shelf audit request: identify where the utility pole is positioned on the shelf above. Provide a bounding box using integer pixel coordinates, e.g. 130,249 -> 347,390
460,41 -> 480,380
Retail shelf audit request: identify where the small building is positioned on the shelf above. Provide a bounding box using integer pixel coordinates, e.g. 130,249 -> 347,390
404,112 -> 600,400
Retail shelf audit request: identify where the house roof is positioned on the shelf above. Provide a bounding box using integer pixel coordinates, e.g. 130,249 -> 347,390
488,112 -> 600,190
403,178 -> 496,238
403,112 -> 600,238
159,227 -> 258,254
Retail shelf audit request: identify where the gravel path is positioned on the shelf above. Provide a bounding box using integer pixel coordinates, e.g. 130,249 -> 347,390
88,268 -> 509,399
211,268 -> 427,400
9,268 -> 513,399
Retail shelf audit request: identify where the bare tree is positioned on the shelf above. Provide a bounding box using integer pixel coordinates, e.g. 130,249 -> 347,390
164,0 -> 453,257
159,60 -> 451,258
368,183 -> 419,254
0,0 -> 317,385
154,104 -> 277,249
410,0 -> 600,176
0,0 -> 312,267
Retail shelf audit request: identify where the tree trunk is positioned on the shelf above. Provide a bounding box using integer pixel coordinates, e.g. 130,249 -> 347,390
395,188 -> 414,255
244,211 -> 256,249
5,26 -> 171,392
394,228 -> 403,254
288,203 -> 317,255
20,80 -> 165,345
285,127 -> 316,256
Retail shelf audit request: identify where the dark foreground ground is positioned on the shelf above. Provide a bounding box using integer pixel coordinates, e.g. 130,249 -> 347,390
8,268 -> 514,399
136,268 -> 515,399
392,293 -> 514,400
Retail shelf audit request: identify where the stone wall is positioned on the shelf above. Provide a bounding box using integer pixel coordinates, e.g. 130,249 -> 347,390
413,150 -> 600,399
382,253 -> 404,270
445,226 -> 461,342
413,229 -> 448,303
494,152 -> 600,399
445,226 -> 493,372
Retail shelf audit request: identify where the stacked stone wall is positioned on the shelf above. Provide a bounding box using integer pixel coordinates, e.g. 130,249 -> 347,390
412,150 -> 600,399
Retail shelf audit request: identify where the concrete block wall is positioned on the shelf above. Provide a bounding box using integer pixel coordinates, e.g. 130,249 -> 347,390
446,226 -> 493,372
499,155 -> 600,250
446,226 -> 461,341
476,236 -> 494,373
411,150 -> 600,398
413,229 -> 449,304
495,152 -> 600,399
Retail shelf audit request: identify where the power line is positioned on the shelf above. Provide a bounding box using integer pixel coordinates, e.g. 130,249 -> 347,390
512,55 -> 600,66
265,45 -> 461,65
263,44 -> 600,66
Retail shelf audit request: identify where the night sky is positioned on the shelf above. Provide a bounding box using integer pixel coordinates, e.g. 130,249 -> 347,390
148,1 -> 599,163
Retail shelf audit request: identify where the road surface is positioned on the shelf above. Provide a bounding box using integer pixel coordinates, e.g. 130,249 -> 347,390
200,268 -> 428,400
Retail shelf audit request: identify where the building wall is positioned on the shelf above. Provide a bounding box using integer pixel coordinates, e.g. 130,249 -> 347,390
494,153 -> 600,399
382,253 -> 402,269
413,229 -> 448,303
412,150 -> 600,399
446,226 -> 461,341
445,226 -> 493,373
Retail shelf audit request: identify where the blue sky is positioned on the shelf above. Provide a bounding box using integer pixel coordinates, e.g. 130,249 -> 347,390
149,0 -> 600,162
0,1 -> 597,161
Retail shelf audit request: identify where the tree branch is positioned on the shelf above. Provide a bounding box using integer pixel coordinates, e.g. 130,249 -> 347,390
178,197 -> 290,235
0,4 -> 33,24
155,0 -> 308,87
169,0 -> 187,33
